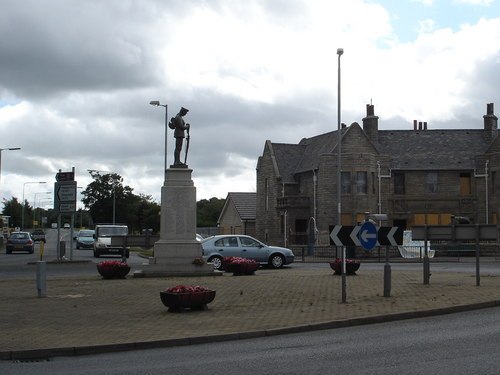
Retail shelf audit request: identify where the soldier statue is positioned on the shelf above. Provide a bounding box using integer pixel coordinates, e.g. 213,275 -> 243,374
169,107 -> 190,167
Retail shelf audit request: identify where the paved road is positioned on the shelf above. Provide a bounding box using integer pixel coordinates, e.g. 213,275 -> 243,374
1,306 -> 499,374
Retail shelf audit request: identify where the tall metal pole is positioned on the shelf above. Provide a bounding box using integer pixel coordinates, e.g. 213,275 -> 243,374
149,101 -> 168,180
337,48 -> 346,303
22,181 -> 46,230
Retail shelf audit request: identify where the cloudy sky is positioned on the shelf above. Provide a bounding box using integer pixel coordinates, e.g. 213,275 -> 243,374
1,0 -> 500,210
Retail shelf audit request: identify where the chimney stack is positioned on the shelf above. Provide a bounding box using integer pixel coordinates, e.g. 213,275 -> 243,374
483,102 -> 498,143
362,104 -> 379,143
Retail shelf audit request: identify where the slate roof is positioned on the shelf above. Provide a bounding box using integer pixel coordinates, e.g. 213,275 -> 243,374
377,129 -> 489,170
226,192 -> 256,220
269,125 -> 493,179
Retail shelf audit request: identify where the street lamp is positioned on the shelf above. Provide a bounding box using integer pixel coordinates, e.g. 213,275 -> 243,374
336,47 -> 346,303
33,192 -> 51,228
22,181 -> 46,230
149,100 -> 168,178
474,160 -> 489,223
0,147 -> 21,185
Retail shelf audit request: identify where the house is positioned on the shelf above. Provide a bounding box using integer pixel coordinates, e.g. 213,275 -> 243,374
256,103 -> 499,247
217,192 -> 256,236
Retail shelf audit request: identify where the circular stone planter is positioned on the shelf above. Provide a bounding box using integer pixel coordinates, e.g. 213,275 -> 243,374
96,264 -> 131,279
160,290 -> 216,312
329,260 -> 360,275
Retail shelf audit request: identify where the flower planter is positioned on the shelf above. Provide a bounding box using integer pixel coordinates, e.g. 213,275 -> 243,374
96,261 -> 131,279
223,257 -> 260,275
225,262 -> 260,275
329,259 -> 360,275
160,290 -> 216,312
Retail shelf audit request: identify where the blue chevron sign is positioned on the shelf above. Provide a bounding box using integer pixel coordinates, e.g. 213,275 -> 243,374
359,221 -> 377,250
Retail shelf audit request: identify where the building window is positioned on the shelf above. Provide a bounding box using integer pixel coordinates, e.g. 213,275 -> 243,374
492,171 -> 496,195
341,172 -> 351,194
372,172 -> 376,194
426,172 -> 438,193
460,173 -> 471,195
394,172 -> 405,195
356,171 -> 367,194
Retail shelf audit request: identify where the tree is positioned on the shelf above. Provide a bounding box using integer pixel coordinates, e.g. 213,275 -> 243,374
1,197 -> 34,229
197,197 -> 225,227
81,171 -> 160,233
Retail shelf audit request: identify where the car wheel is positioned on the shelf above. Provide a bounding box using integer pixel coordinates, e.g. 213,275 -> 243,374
269,254 -> 285,269
208,256 -> 223,270
6,250 -> 11,254
76,245 -> 80,249
94,251 -> 100,258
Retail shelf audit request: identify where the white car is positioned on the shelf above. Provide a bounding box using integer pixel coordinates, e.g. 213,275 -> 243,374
201,234 -> 295,270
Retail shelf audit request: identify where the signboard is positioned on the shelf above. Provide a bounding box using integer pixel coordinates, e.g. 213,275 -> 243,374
359,221 -> 377,250
330,224 -> 404,249
330,225 -> 359,247
378,226 -> 404,246
56,171 -> 74,181
412,225 -> 498,241
54,180 -> 77,213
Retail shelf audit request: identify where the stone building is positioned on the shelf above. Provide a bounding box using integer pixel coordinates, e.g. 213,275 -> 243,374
256,103 -> 499,247
217,192 -> 256,236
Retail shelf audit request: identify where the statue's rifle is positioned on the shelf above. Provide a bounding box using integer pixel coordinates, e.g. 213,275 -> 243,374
184,126 -> 190,164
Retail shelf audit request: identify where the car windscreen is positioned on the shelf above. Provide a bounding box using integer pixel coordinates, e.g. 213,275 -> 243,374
79,231 -> 94,237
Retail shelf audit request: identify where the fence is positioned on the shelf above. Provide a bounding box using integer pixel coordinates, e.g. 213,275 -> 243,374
289,243 -> 500,262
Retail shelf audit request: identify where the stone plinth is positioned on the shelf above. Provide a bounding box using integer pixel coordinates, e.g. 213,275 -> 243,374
135,168 -> 216,277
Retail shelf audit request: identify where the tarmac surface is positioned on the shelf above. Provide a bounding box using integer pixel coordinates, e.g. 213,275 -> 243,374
2,262 -> 500,360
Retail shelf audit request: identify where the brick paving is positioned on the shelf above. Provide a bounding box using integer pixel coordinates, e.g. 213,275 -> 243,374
2,266 -> 500,359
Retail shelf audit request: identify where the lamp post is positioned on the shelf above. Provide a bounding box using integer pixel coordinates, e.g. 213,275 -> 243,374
474,160 -> 489,223
34,191 -> 51,228
0,147 -> 21,185
149,100 -> 168,178
22,181 -> 46,230
336,47 -> 346,303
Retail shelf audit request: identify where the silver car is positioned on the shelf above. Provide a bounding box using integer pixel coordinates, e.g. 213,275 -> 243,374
201,235 -> 294,270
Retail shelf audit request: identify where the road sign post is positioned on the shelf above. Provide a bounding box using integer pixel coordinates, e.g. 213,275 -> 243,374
54,168 -> 76,260
412,224 -> 498,286
331,223 -> 403,298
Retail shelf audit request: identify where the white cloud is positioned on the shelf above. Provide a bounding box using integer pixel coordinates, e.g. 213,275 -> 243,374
1,0 -> 500,207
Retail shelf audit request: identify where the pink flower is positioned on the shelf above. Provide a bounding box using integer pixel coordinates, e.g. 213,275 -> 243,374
165,285 -> 211,294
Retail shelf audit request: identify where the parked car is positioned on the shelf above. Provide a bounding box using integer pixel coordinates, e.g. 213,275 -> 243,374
6,231 -> 34,254
74,229 -> 95,249
201,234 -> 295,270
31,229 -> 46,243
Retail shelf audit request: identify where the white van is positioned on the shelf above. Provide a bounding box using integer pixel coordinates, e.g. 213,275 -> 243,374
93,224 -> 129,258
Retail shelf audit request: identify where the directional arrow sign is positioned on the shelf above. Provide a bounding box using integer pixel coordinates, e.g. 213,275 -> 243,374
56,181 -> 77,201
330,225 -> 360,247
378,226 -> 403,246
359,221 -> 377,250
54,181 -> 77,213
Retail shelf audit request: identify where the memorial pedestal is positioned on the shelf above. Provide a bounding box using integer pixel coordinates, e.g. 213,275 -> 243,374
135,168 -> 216,277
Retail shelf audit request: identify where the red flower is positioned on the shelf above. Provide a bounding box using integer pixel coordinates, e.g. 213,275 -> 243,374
165,285 -> 211,294
223,257 -> 258,265
97,261 -> 129,270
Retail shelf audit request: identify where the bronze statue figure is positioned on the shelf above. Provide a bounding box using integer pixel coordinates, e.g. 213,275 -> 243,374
169,107 -> 190,167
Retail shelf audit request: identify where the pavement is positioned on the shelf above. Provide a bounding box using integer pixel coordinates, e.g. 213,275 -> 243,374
2,262 -> 500,360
